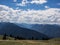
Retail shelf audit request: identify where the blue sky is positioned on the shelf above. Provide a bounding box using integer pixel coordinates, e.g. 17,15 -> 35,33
0,0 -> 60,24
0,0 -> 60,10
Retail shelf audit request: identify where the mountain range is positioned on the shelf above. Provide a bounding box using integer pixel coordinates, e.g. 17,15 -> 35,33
16,23 -> 60,38
0,22 -> 49,40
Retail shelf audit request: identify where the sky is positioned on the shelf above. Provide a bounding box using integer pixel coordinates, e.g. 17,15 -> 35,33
0,0 -> 60,24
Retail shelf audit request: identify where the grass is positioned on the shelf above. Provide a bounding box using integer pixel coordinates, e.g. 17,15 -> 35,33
0,35 -> 3,40
0,35 -> 60,45
0,39 -> 60,45
0,40 -> 48,45
0,35 -> 14,40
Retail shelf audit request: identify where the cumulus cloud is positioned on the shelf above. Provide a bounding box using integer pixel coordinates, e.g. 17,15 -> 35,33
0,5 -> 60,24
0,5 -> 19,23
16,0 -> 47,6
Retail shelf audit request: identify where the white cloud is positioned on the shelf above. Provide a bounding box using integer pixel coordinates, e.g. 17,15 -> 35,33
45,6 -> 49,8
0,5 -> 18,22
16,0 -> 28,6
0,5 -> 60,24
31,0 -> 47,4
13,0 -> 17,2
16,0 -> 47,6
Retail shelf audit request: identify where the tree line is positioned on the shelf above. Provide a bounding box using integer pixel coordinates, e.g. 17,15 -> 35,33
2,33 -> 49,40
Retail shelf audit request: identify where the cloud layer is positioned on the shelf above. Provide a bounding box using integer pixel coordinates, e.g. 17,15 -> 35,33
0,5 -> 60,24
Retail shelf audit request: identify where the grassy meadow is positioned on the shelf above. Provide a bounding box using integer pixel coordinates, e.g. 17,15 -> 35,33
0,35 -> 60,45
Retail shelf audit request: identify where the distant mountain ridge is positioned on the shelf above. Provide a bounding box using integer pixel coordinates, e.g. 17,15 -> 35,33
15,23 -> 60,38
0,22 -> 49,40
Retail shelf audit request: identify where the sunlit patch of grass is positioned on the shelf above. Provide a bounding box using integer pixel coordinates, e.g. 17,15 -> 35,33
0,35 -> 14,40
0,35 -> 3,40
